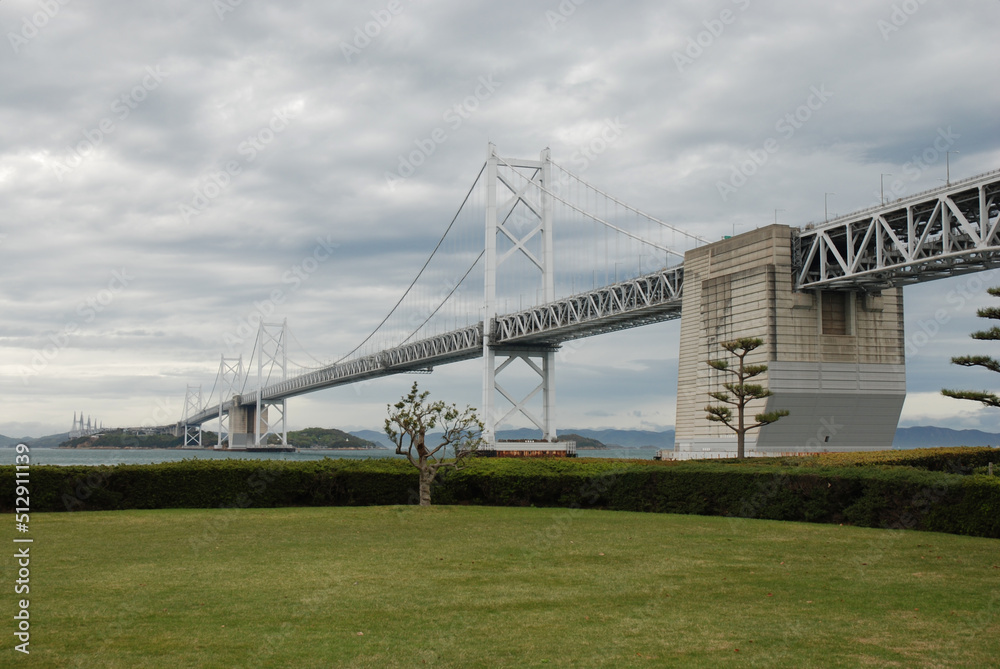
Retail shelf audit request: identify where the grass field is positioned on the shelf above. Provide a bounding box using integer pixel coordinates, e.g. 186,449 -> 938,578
11,506 -> 1000,668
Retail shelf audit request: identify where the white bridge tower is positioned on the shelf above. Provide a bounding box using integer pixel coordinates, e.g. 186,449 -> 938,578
482,144 -> 557,446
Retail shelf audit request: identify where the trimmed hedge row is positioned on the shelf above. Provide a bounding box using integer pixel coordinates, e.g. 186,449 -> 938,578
3,456 -> 999,538
720,446 -> 1000,472
4,458 -> 416,512
815,446 -> 1000,472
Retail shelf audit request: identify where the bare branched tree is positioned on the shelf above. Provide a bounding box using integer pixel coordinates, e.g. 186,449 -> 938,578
385,382 -> 483,506
704,337 -> 789,459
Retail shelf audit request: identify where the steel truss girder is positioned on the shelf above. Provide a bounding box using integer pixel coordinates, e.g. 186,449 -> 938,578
494,265 -> 684,344
182,324 -> 489,426
796,170 -> 1000,290
184,264 -> 686,427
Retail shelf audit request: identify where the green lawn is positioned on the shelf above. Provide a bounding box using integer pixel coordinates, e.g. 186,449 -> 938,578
11,506 -> 1000,668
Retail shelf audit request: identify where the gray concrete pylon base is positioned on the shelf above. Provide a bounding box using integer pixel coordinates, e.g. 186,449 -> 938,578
672,225 -> 905,460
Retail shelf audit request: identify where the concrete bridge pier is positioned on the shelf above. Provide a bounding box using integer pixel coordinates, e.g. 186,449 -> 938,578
226,398 -> 267,449
672,224 -> 906,459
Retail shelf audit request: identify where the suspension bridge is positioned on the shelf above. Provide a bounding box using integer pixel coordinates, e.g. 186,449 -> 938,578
172,144 -> 1000,458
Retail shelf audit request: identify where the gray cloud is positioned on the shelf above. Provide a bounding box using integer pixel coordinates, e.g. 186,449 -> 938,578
2,0 -> 999,436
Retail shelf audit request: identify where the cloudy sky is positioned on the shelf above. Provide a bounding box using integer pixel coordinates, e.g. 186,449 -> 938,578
2,0 -> 1000,439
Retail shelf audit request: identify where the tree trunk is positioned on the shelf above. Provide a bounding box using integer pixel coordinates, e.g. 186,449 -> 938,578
736,398 -> 745,459
418,460 -> 433,506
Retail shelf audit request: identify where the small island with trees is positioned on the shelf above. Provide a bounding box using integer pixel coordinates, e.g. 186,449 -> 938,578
286,428 -> 384,450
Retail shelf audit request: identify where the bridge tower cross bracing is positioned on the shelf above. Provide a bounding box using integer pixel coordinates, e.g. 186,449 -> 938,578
482,144 -> 557,446
254,319 -> 288,447
183,384 -> 203,447
215,355 -> 243,450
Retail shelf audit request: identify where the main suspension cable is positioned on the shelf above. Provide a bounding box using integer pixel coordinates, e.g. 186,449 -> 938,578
549,159 -> 710,244
495,155 -> 681,257
336,162 -> 487,363
397,250 -> 484,346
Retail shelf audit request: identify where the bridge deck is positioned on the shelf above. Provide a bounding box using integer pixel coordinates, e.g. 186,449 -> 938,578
185,169 -> 1000,427
796,170 -> 1000,290
186,266 -> 684,425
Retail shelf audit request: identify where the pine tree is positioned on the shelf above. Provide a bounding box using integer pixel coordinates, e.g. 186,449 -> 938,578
704,337 -> 789,459
942,287 -> 1000,407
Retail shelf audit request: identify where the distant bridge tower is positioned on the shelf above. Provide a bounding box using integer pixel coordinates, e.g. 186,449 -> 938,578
215,355 -> 244,450
71,412 -> 103,438
227,321 -> 288,449
673,225 -> 905,458
254,320 -> 288,448
183,385 -> 203,447
482,144 -> 557,446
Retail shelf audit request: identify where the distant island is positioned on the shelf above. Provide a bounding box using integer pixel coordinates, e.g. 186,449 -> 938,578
60,432 -> 185,449
6,424 -> 998,451
287,428 -> 383,450
557,433 -> 607,450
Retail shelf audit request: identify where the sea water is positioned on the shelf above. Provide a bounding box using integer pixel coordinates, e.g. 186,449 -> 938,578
0,446 -> 657,466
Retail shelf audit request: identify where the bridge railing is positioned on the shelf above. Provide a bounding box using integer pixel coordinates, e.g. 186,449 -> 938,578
795,170 -> 1000,290
495,265 -> 684,343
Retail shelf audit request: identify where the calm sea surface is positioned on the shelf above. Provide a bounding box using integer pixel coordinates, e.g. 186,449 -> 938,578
0,446 -> 659,466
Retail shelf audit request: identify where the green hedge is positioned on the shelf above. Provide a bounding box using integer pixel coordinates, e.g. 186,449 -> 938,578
715,446 -> 1000,472
3,456 -> 999,538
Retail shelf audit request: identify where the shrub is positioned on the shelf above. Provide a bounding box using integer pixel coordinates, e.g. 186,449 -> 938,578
4,451 -> 999,538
